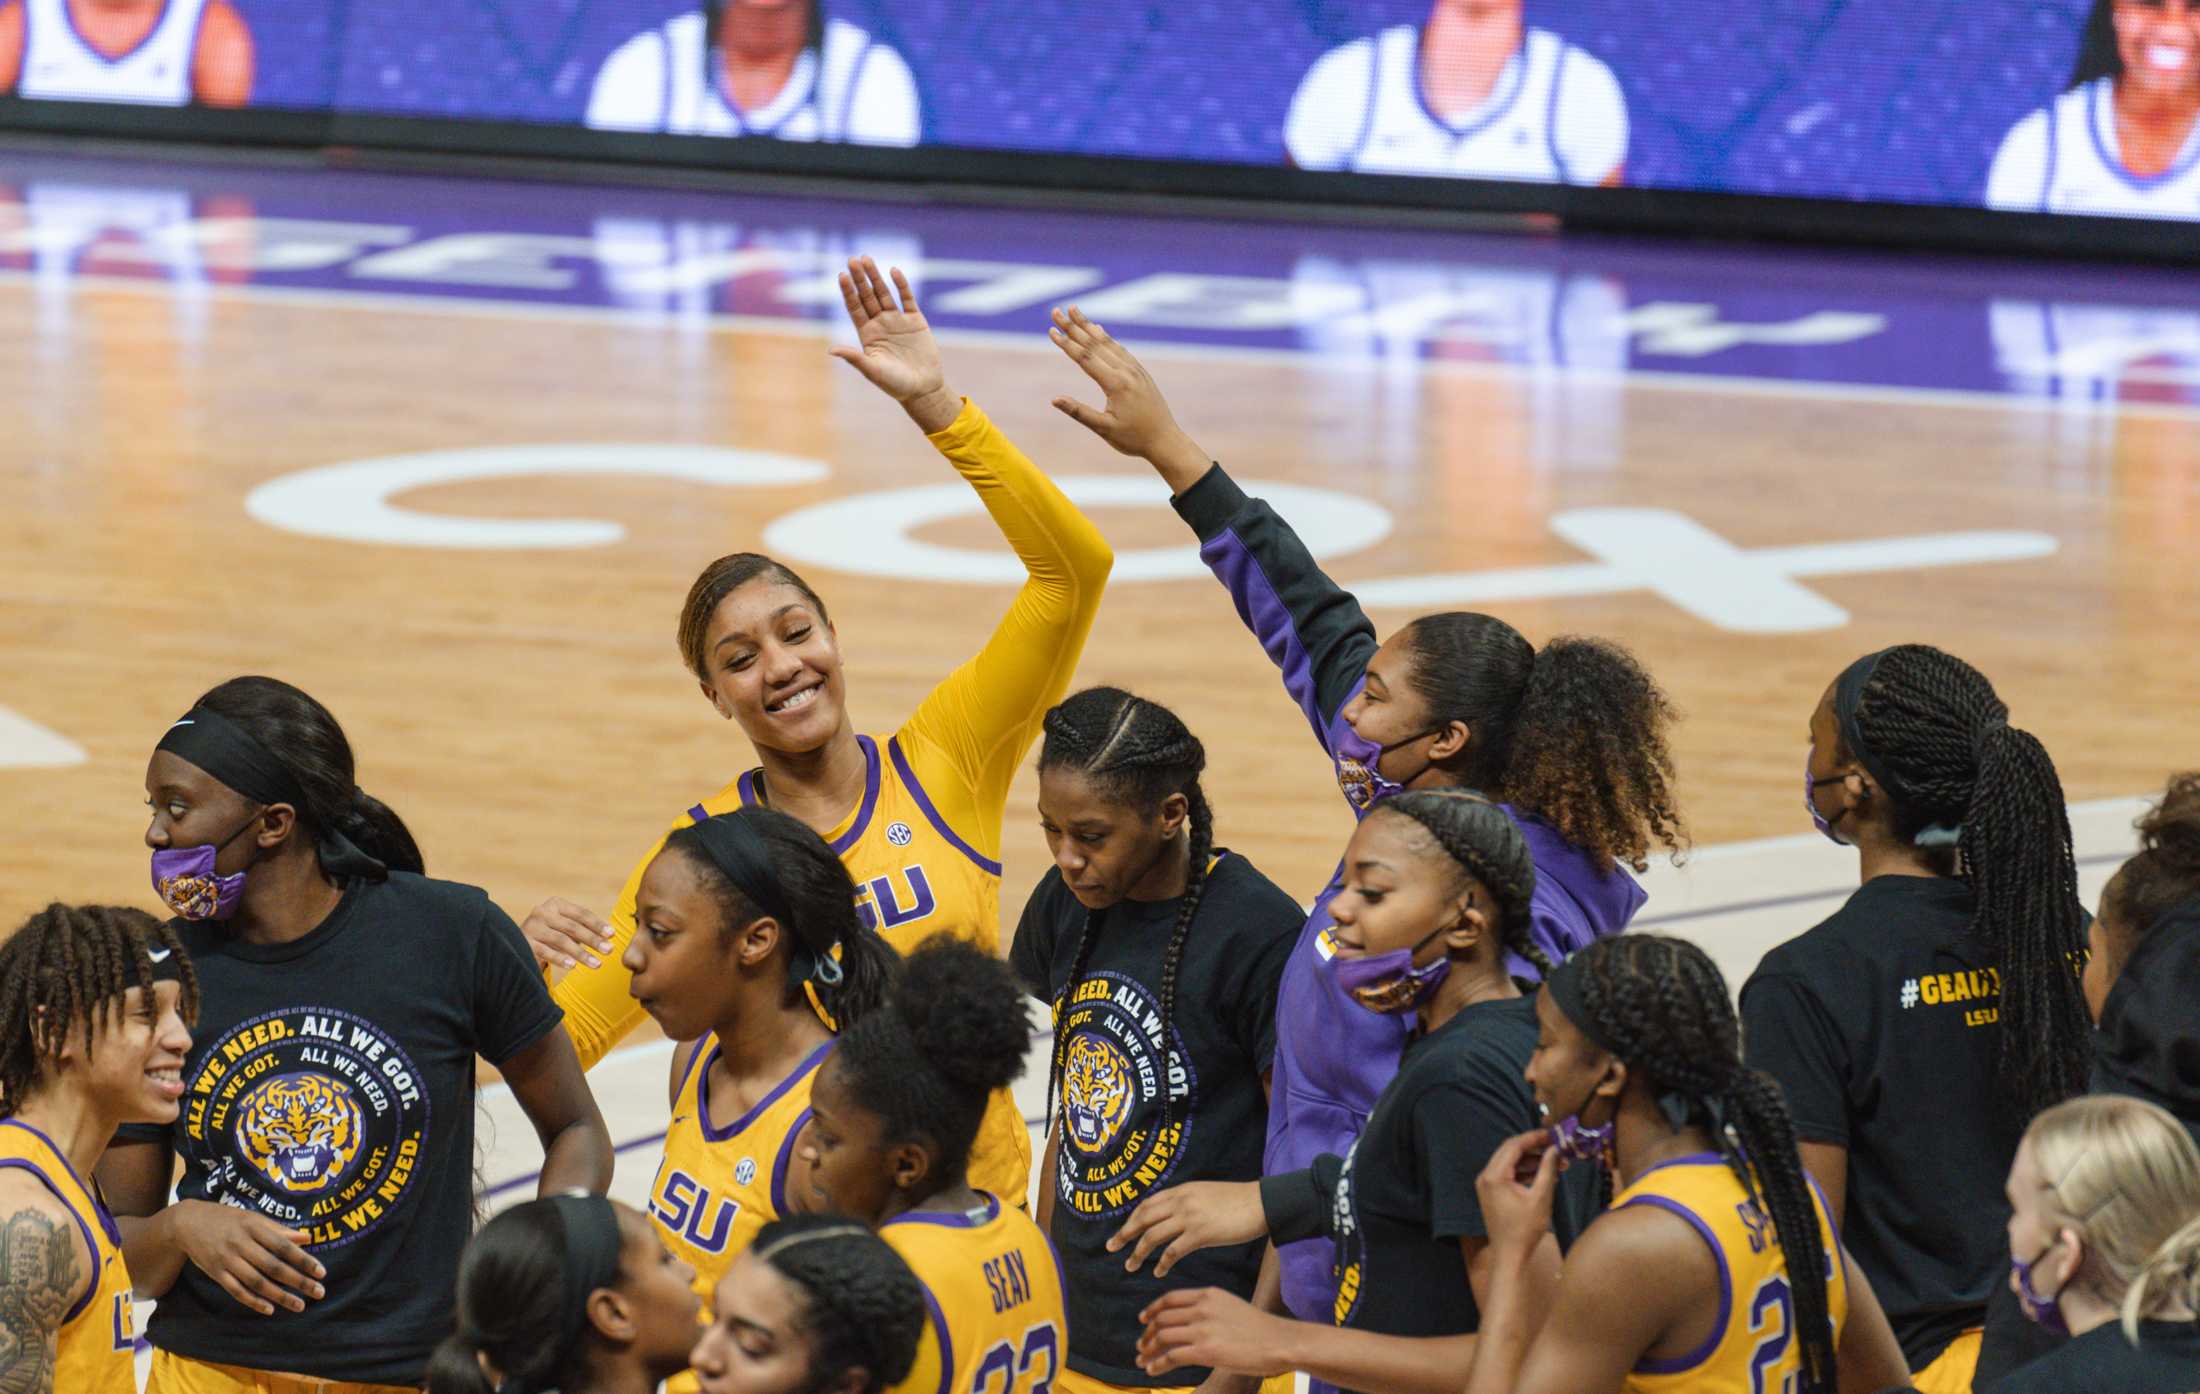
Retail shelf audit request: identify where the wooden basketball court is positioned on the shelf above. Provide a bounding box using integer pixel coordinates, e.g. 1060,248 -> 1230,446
0,155 -> 2195,1211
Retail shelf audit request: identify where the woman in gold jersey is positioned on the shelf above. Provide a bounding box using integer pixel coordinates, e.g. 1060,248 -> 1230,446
801,935 -> 1066,1394
1462,935 -> 1909,1394
627,805 -> 898,1394
526,256 -> 1113,1206
0,904 -> 196,1394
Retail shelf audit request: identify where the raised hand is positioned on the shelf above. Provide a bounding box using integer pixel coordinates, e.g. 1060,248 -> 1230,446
1047,307 -> 1211,494
829,256 -> 959,431
1138,1288 -> 1295,1380
1475,1129 -> 1562,1261
1107,1179 -> 1268,1278
519,896 -> 615,971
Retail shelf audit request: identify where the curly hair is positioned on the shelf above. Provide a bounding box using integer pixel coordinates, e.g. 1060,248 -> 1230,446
1565,935 -> 1837,1394
2103,773 -> 2200,981
0,904 -> 197,1114
1401,620 -> 1686,873
1842,644 -> 2090,1119
753,1215 -> 925,1392
1374,791 -> 1549,977
1036,686 -> 1211,1148
835,934 -> 1030,1183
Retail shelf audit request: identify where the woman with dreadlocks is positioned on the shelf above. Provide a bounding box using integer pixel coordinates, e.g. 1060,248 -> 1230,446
1047,308 -> 1684,1338
1008,687 -> 1301,1394
0,904 -> 195,1394
1113,792 -> 1601,1394
1741,645 -> 2093,1394
1465,934 -> 1911,1394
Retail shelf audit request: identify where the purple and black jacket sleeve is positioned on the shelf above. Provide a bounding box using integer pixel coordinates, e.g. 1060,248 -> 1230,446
1170,463 -> 1380,760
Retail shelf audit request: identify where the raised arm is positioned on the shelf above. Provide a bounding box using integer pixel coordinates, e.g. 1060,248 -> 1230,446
833,258 -> 1114,858
544,826 -> 677,1072
1049,309 -> 1379,758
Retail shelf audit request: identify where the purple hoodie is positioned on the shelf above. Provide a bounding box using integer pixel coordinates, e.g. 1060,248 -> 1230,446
1173,465 -> 1648,1323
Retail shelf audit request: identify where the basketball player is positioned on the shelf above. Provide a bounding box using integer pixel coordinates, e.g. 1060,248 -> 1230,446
1009,689 -> 1299,1394
1986,0 -> 2200,217
1462,935 -> 1912,1394
0,905 -> 195,1394
1284,0 -> 1626,184
0,0 -> 251,106
1741,646 -> 2095,1394
690,1216 -> 927,1394
1117,793 -> 1597,1394
100,676 -> 612,1394
427,1195 -> 703,1394
1048,306 -> 1679,1350
628,806 -> 899,1394
587,0 -> 917,144
527,257 -> 1114,1208
799,936 -> 1066,1394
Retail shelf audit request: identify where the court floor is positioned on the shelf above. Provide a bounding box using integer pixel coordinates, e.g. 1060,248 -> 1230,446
0,145 -> 2195,1225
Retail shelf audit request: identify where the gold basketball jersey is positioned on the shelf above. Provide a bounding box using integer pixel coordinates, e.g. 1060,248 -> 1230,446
0,1118 -> 136,1394
881,1194 -> 1066,1394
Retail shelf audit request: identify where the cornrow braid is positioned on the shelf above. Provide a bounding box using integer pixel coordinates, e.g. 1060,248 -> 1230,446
1846,645 -> 2090,1119
0,905 -> 197,1115
1377,790 -> 1548,977
1037,687 -> 1213,1149
1571,935 -> 1837,1394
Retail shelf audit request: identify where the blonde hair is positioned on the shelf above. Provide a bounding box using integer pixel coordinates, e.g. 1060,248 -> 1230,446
2023,1095 -> 2200,1341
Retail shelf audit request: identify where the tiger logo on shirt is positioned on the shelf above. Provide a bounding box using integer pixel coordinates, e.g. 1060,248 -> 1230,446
237,1072 -> 364,1193
1061,1033 -> 1134,1154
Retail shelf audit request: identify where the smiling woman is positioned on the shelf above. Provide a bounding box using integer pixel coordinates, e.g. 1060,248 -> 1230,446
528,257 -> 1114,1213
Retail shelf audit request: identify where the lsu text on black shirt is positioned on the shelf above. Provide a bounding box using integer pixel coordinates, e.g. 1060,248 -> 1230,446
1299,994 -> 1597,1366
1010,851 -> 1300,1387
116,873 -> 564,1385
1986,1319 -> 2200,1394
1740,874 -> 2020,1373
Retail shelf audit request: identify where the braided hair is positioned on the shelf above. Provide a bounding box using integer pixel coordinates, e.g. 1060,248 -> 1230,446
1843,644 -> 2090,1119
1566,934 -> 1838,1394
2103,772 -> 2200,969
752,1215 -> 925,1392
0,905 -> 197,1115
1374,790 -> 1550,977
1036,687 -> 1211,1147
835,934 -> 1030,1185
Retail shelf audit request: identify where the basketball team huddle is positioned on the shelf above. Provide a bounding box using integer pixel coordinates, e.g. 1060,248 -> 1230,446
6,256 -> 2200,1394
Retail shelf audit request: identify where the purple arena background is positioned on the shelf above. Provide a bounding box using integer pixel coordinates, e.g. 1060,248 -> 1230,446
67,0 -> 2098,209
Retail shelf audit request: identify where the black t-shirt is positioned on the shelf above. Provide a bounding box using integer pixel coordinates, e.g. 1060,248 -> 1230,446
1740,874 -> 2022,1373
1323,994 -> 1597,1353
1010,851 -> 1300,1387
1987,1319 -> 2200,1394
115,873 -> 563,1385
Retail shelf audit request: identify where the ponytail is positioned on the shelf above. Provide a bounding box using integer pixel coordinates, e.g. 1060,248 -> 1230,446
429,1199 -> 598,1394
424,1337 -> 501,1394
2125,1213 -> 2200,1342
1842,645 -> 2090,1119
1565,935 -> 1837,1394
336,787 -> 424,877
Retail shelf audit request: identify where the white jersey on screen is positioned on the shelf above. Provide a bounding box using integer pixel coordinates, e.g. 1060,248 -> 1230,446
1285,25 -> 1626,184
1986,78 -> 2200,220
587,14 -> 918,145
18,0 -> 206,106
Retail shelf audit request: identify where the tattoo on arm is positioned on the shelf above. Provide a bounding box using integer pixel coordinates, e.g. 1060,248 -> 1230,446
0,1207 -> 81,1394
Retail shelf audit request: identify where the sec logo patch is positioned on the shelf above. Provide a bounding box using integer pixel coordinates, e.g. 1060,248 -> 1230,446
886,821 -> 914,847
734,1157 -> 758,1185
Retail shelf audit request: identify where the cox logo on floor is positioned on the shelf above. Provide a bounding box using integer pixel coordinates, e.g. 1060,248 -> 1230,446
243,445 -> 2056,635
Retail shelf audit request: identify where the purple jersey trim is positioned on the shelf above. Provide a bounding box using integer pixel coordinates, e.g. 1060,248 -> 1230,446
886,736 -> 1003,876
770,1104 -> 813,1215
1622,1193 -> 1734,1375
0,1119 -> 106,1326
699,1038 -> 833,1143
882,1192 -> 1004,1230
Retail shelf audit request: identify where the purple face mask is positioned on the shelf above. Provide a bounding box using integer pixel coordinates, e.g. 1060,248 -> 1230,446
1805,756 -> 1850,847
1539,1098 -> 1615,1166
1327,925 -> 1450,1015
2012,1241 -> 2071,1337
150,815 -> 259,921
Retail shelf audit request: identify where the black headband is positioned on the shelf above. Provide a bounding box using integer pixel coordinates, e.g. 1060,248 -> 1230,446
688,812 -> 842,987
549,1192 -> 624,1371
1543,957 -> 1619,1055
144,939 -> 188,988
155,707 -> 389,881
157,708 -> 304,808
1832,651 -> 1970,850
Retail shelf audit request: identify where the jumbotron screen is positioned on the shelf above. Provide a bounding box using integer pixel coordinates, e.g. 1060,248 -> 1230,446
6,0 -> 2194,222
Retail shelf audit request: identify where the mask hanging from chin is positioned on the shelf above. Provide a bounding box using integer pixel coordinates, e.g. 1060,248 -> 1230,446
1327,923 -> 1452,1015
1540,1083 -> 1616,1166
150,812 -> 261,921
2011,1239 -> 2072,1337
